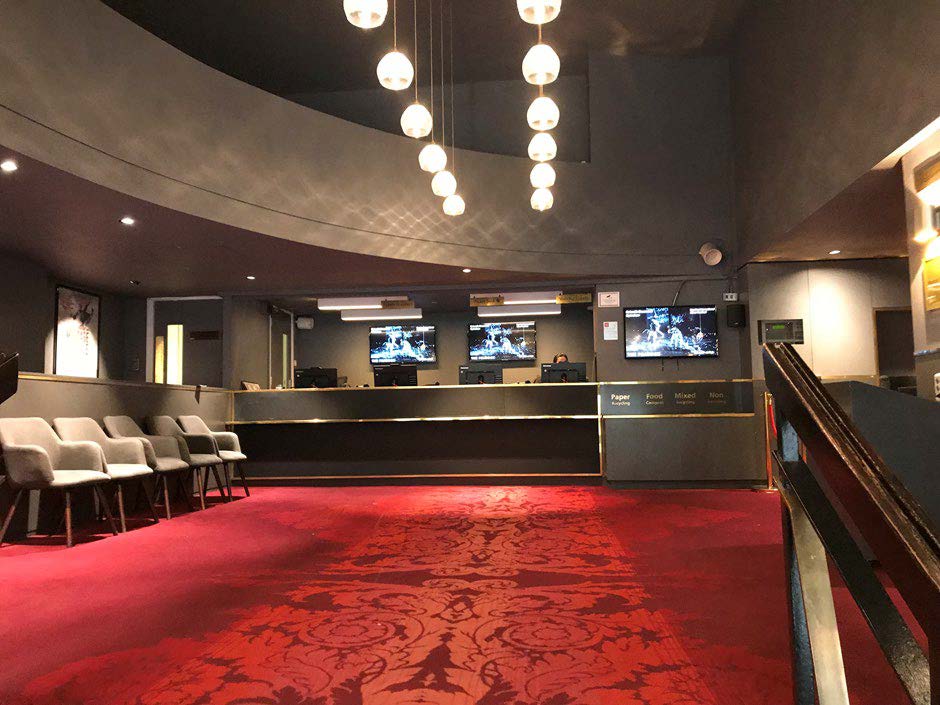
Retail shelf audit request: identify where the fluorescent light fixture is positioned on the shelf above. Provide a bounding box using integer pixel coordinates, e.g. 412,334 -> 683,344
478,303 -> 561,317
828,250 -> 841,255
341,307 -> 423,321
915,157 -> 940,206
0,159 -> 18,173
318,296 -> 409,311
914,230 -> 937,245
471,290 -> 562,305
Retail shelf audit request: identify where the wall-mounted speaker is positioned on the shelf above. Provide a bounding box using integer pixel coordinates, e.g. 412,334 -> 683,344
726,303 -> 747,328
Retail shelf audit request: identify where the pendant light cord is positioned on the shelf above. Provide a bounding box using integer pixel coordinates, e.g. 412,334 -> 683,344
440,0 -> 445,152
449,0 -> 455,174
429,0 -> 434,142
392,0 -> 397,49
413,0 -> 418,102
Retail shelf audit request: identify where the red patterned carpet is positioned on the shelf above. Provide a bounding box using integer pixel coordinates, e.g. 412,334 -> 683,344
0,487 -> 917,704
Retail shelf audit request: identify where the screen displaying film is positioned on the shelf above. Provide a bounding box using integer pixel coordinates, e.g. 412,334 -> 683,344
369,325 -> 437,364
623,306 -> 718,358
468,321 -> 537,361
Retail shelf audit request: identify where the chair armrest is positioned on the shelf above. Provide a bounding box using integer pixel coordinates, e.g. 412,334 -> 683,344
1,444 -> 55,487
103,437 -> 147,465
58,441 -> 105,471
211,431 -> 241,453
180,433 -> 218,456
136,437 -> 159,468
141,434 -> 186,461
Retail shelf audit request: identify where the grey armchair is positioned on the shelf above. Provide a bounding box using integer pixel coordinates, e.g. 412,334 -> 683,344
103,415 -> 202,518
53,418 -> 159,532
178,415 -> 249,497
146,416 -> 229,503
0,417 -> 117,548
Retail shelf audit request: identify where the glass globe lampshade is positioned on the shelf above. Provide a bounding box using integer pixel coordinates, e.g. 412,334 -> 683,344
431,169 -> 457,197
522,43 -> 560,85
443,194 -> 466,216
527,95 -> 559,131
528,132 -> 557,162
530,162 -> 556,189
517,0 -> 562,24
377,51 -> 413,90
418,143 -> 448,173
531,188 -> 554,211
344,0 -> 388,29
400,103 -> 433,138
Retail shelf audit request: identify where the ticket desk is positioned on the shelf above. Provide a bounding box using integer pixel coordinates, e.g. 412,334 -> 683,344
231,380 -> 764,485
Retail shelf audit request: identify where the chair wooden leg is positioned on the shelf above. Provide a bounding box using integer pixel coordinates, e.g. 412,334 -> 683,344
94,485 -> 119,536
224,463 -> 234,499
116,483 -> 127,533
177,473 -> 194,511
237,462 -> 250,497
211,465 -> 229,502
195,468 -> 206,511
201,466 -> 209,498
0,488 -> 24,546
65,490 -> 73,548
142,478 -> 160,523
162,475 -> 172,520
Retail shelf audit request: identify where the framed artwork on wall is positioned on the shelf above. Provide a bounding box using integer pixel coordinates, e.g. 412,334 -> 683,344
54,285 -> 100,378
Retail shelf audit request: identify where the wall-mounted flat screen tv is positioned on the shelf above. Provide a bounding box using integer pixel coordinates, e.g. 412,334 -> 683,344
468,321 -> 537,361
369,325 -> 437,364
623,306 -> 718,358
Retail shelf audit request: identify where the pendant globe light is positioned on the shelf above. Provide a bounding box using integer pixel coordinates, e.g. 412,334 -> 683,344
401,103 -> 432,138
522,43 -> 560,85
527,95 -> 559,130
528,132 -> 557,162
517,0 -> 562,25
418,143 -> 447,173
531,187 -> 554,211
530,162 -> 556,189
443,193 -> 466,216
431,169 -> 457,197
377,52 -> 413,90
344,0 -> 388,29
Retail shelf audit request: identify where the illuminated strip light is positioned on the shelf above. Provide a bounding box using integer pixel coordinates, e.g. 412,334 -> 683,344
319,296 -> 410,311
341,307 -> 423,321
471,290 -> 561,305
477,303 -> 561,317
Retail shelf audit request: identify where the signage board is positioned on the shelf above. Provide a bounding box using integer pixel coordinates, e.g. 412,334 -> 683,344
601,381 -> 754,416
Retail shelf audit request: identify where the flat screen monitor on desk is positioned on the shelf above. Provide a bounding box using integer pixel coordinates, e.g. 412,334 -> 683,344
458,363 -> 503,385
374,364 -> 418,387
295,367 -> 338,389
541,362 -> 587,383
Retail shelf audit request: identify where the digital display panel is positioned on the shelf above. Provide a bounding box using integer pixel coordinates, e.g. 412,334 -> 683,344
468,321 -> 537,361
623,306 -> 718,358
369,325 -> 437,364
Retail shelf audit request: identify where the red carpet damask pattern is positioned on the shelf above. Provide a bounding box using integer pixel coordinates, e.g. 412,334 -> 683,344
0,487 -> 917,704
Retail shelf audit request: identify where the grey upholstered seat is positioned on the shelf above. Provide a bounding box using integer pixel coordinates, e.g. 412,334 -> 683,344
104,415 -> 202,518
178,416 -> 250,497
146,416 -> 229,503
53,418 -> 158,531
0,417 -> 117,547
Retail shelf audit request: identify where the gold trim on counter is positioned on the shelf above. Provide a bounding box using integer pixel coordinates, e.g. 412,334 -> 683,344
233,382 -> 598,394
230,414 -> 601,425
18,372 -> 229,394
602,412 -> 756,419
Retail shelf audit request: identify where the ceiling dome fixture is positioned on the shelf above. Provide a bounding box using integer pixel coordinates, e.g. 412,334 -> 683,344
377,51 -> 413,91
527,95 -> 559,130
418,143 -> 447,173
531,188 -> 554,211
431,169 -> 457,197
530,162 -> 556,189
443,193 -> 466,216
401,102 -> 432,138
522,43 -> 560,85
517,0 -> 562,25
344,0 -> 388,29
528,132 -> 557,162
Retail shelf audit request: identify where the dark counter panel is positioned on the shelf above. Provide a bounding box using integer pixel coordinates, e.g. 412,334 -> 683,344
233,384 -> 598,423
238,419 -> 600,479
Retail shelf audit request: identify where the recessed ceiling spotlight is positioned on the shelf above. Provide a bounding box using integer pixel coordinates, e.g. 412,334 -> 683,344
0,159 -> 18,173
829,249 -> 841,255
120,216 -> 136,226
246,275 -> 256,280
462,268 -> 472,274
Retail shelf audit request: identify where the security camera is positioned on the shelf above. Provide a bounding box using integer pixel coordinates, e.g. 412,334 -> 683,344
699,242 -> 723,266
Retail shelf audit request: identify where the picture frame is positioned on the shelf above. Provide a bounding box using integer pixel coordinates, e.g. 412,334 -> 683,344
54,285 -> 100,378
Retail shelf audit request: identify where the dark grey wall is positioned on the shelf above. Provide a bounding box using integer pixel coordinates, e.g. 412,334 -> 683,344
295,305 -> 594,387
153,299 -> 223,387
732,0 -> 940,261
223,296 -> 270,389
593,278 -> 750,382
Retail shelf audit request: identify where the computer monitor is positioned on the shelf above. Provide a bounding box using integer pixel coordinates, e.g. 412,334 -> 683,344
458,363 -> 504,385
540,362 -> 587,383
373,364 -> 418,387
294,367 -> 338,389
